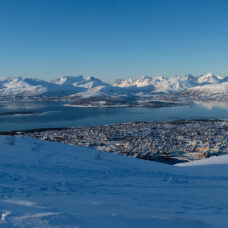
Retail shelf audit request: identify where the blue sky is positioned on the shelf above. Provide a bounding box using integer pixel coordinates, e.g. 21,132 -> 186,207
0,0 -> 228,82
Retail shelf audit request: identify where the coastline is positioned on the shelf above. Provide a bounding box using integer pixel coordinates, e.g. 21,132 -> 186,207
2,119 -> 227,165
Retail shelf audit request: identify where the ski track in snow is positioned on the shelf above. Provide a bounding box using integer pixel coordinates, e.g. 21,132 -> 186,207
0,136 -> 228,227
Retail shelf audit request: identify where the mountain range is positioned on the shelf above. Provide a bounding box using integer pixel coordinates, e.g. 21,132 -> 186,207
0,73 -> 228,101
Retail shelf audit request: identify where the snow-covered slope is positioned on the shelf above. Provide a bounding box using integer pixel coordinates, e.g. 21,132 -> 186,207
1,136 -> 228,227
197,72 -> 228,84
113,73 -> 228,100
114,73 -> 228,93
53,75 -> 110,90
0,77 -> 47,97
181,81 -> 228,101
1,73 -> 228,100
0,76 -> 113,98
176,153 -> 228,166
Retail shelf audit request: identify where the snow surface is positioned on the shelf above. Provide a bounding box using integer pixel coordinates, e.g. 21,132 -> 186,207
187,82 -> 228,99
0,136 -> 228,227
113,73 -> 227,91
176,154 -> 228,167
1,73 -> 228,99
0,76 -> 113,98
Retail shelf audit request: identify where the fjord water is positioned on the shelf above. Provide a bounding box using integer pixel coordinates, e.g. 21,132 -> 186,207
0,101 -> 228,132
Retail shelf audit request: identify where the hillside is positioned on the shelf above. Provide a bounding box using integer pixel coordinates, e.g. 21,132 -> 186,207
1,136 -> 228,227
1,73 -> 228,101
0,76 -> 114,98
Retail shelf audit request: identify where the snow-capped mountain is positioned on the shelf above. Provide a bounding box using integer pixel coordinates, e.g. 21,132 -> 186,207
53,75 -> 110,90
0,77 -> 48,97
52,75 -> 117,97
114,73 -> 228,92
196,72 -> 228,84
114,75 -> 196,93
113,73 -> 228,100
181,81 -> 228,101
1,73 -> 228,101
0,75 -> 113,98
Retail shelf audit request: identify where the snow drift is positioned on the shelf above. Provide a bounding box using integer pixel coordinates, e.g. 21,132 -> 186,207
1,136 -> 228,227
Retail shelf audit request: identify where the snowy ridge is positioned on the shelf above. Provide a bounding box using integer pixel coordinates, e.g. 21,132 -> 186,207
1,136 -> 228,227
0,75 -> 114,98
0,77 -> 47,97
1,73 -> 228,100
114,73 -> 228,92
114,73 -> 228,100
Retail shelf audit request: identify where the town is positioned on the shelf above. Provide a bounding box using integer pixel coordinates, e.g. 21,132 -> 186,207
14,120 -> 228,164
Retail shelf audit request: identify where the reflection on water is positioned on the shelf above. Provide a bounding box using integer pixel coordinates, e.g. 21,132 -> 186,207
193,101 -> 228,110
0,101 -> 228,131
0,102 -> 45,110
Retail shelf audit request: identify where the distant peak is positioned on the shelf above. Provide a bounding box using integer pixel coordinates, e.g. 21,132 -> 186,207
139,75 -> 151,80
185,74 -> 197,81
203,72 -> 214,78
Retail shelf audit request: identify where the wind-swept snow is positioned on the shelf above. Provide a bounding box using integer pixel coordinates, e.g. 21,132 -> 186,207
0,136 -> 228,227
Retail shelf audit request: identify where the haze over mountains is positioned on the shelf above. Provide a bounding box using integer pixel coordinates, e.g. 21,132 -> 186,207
0,73 -> 228,101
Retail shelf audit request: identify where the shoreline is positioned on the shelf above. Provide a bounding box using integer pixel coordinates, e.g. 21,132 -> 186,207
0,119 -> 223,135
1,119 -> 227,165
0,111 -> 43,116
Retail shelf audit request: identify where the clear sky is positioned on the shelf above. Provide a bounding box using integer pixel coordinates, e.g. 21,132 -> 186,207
0,0 -> 228,82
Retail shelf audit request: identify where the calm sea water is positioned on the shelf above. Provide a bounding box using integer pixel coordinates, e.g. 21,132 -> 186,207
0,101 -> 228,131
